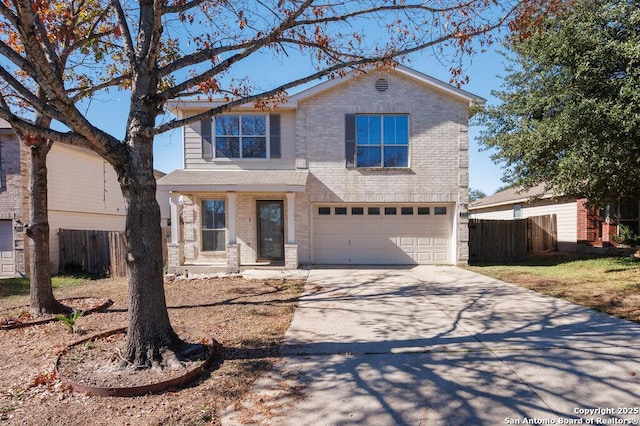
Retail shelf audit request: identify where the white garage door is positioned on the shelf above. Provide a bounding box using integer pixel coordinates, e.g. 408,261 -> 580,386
313,204 -> 452,265
0,220 -> 15,277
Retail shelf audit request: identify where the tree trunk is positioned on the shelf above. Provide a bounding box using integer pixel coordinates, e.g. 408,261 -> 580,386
120,135 -> 179,368
27,141 -> 68,315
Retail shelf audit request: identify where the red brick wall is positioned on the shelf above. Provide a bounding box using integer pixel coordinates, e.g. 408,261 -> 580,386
576,198 -> 600,244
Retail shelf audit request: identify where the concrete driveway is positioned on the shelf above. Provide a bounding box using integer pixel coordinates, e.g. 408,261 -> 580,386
223,266 -> 640,425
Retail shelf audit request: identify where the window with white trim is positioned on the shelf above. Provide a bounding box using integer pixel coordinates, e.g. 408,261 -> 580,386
356,114 -> 408,167
215,114 -> 267,159
202,199 -> 226,251
513,204 -> 522,219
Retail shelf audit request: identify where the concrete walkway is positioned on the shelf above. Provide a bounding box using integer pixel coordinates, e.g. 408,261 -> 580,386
223,266 -> 640,425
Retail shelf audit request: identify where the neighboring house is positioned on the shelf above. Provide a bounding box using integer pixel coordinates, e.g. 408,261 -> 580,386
158,65 -> 484,272
0,119 -> 169,277
469,184 -> 640,251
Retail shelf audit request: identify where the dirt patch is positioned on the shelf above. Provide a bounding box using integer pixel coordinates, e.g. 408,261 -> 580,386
0,275 -> 305,425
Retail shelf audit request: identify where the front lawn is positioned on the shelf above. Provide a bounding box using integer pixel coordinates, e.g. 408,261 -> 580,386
0,274 -> 100,299
466,254 -> 640,323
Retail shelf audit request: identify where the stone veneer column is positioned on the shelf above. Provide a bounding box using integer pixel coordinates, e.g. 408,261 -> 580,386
226,243 -> 240,272
284,244 -> 299,269
284,193 -> 298,269
226,193 -> 240,272
167,243 -> 183,268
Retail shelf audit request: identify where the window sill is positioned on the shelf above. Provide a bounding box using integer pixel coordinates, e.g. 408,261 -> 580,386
352,167 -> 413,172
207,158 -> 271,162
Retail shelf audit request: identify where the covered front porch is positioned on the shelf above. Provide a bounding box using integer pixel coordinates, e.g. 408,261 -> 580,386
159,169 -> 309,273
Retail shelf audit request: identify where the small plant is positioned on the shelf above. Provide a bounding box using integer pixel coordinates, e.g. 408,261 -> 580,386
55,310 -> 84,333
612,224 -> 639,246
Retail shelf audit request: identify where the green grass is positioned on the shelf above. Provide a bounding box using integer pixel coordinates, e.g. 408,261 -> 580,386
466,254 -> 640,322
0,274 -> 104,299
470,254 -> 640,280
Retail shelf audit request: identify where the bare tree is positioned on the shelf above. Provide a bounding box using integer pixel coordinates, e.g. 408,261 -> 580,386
0,0 -> 118,315
0,0 -> 564,368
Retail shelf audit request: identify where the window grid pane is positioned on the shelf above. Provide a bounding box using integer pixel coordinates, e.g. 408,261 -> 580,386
356,114 -> 408,168
215,115 -> 267,159
202,199 -> 226,252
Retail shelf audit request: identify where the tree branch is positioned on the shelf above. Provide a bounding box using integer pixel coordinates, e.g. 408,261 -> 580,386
162,0 -> 208,15
110,0 -> 136,65
158,0 -> 315,101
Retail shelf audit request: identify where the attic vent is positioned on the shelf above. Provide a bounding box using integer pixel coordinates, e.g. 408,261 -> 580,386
375,78 -> 389,92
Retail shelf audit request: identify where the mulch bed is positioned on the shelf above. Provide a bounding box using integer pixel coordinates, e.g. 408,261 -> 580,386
56,326 -> 221,397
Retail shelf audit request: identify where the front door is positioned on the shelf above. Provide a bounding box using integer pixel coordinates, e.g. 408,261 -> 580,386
257,200 -> 284,260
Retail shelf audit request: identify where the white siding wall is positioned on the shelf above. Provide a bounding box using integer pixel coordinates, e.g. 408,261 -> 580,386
470,207 -> 514,220
523,199 -> 577,244
183,110 -> 297,170
48,143 -> 125,215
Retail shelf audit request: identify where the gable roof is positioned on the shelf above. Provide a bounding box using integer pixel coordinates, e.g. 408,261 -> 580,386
469,183 -> 559,210
288,65 -> 485,105
166,65 -> 485,116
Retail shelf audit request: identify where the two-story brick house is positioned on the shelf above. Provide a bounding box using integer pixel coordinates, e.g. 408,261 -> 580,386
159,65 -> 484,271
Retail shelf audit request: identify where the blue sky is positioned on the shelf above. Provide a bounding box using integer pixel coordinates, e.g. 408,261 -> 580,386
86,44 -> 509,196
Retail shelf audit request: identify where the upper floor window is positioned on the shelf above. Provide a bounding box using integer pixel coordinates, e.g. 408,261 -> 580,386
215,114 -> 267,159
356,114 -> 408,167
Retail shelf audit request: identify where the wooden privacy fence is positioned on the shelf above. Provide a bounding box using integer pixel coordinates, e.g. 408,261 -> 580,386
58,228 -> 169,277
469,214 -> 557,263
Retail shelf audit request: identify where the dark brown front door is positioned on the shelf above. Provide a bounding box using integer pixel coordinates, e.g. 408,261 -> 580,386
257,200 -> 284,260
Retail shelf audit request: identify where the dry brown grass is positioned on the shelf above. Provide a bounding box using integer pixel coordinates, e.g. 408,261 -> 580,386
466,254 -> 640,323
0,275 -> 305,425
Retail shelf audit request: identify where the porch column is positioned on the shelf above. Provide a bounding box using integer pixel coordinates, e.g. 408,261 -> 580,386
226,192 -> 240,272
285,192 -> 295,243
167,192 -> 184,269
227,192 -> 237,244
169,192 -> 181,244
284,192 -> 298,269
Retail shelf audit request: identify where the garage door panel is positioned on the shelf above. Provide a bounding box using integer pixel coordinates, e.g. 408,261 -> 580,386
416,238 -> 432,247
313,205 -> 452,265
416,252 -> 433,262
434,238 -> 449,246
434,252 -> 449,262
399,237 -> 415,247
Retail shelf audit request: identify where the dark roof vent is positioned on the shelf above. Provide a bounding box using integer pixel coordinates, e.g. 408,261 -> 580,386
375,78 -> 389,92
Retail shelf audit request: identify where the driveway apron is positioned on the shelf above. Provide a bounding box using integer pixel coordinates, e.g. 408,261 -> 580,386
223,266 -> 640,425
